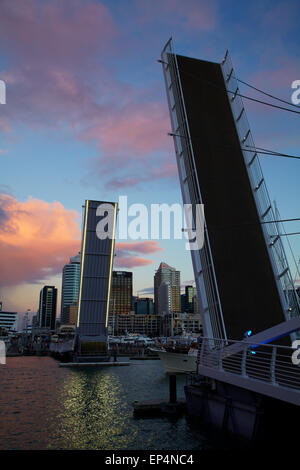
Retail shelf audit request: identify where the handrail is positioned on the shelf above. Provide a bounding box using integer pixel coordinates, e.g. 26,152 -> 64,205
197,335 -> 295,351
196,336 -> 300,395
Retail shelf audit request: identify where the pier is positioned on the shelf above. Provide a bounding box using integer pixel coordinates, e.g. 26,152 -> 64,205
133,375 -> 186,417
59,361 -> 130,367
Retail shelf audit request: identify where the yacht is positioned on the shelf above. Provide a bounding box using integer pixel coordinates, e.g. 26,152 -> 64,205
151,336 -> 199,374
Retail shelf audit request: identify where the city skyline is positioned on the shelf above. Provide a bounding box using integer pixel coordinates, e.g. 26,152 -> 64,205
1,0 -> 300,314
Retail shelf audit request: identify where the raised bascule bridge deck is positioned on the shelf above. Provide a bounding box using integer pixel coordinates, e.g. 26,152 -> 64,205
161,38 -> 300,439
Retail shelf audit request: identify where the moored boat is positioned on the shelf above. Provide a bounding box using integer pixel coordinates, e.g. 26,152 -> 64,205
151,336 -> 199,374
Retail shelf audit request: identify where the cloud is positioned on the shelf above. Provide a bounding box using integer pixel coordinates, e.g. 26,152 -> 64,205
106,162 -> 177,189
0,0 -> 117,66
0,0 -> 179,188
137,286 -> 154,296
0,193 -> 81,286
116,241 -> 163,254
81,101 -> 170,156
250,62 -> 300,92
114,256 -> 153,268
114,240 -> 163,268
0,0 -> 117,127
131,0 -> 217,32
181,280 -> 196,287
0,194 -> 164,285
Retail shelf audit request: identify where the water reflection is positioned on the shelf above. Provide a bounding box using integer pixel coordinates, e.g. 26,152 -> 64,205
0,358 -> 208,450
52,370 -> 138,449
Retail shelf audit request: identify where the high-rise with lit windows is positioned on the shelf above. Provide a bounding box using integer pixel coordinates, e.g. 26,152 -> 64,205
110,271 -> 132,316
154,262 -> 181,314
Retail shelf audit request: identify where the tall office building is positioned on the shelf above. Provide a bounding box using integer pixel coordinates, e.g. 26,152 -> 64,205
154,262 -> 180,314
181,293 -> 187,312
38,286 -> 57,331
61,253 -> 81,318
161,40 -> 300,341
157,282 -> 171,314
61,303 -> 78,325
185,285 -> 197,313
110,271 -> 132,316
135,297 -> 154,315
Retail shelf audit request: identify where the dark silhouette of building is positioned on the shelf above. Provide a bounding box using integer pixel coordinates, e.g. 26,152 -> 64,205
185,285 -> 197,313
135,297 -> 154,315
38,286 -> 57,331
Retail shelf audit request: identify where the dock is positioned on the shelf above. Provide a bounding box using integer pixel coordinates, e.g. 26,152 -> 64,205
59,361 -> 130,367
133,399 -> 186,417
132,375 -> 186,417
129,356 -> 160,360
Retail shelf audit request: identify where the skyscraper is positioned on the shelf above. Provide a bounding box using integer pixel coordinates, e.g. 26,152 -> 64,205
157,281 -> 171,314
38,286 -> 57,331
60,253 -> 81,319
185,285 -> 197,313
110,271 -> 132,316
135,297 -> 154,315
161,40 -> 300,341
154,262 -> 180,314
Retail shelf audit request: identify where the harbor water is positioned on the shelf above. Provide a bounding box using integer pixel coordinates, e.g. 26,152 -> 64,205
0,356 -> 218,450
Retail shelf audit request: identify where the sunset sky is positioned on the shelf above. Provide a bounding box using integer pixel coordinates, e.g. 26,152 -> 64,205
0,0 -> 299,316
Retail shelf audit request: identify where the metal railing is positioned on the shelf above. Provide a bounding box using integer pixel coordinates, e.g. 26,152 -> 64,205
197,336 -> 300,392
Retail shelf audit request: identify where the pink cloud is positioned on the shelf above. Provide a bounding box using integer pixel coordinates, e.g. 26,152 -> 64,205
106,161 -> 177,189
0,0 -> 115,127
182,2 -> 217,30
0,0 -> 179,187
114,240 -> 163,268
250,64 -> 300,91
116,241 -> 163,255
0,195 -> 164,286
0,117 -> 12,133
0,0 -> 117,66
114,256 -> 153,268
82,102 -> 170,156
132,0 -> 217,31
0,193 -> 81,286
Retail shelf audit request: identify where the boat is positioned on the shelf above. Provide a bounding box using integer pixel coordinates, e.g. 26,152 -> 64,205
151,336 -> 199,374
108,334 -> 155,346
49,326 -> 75,356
